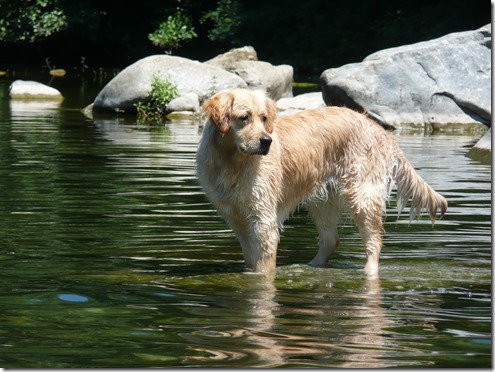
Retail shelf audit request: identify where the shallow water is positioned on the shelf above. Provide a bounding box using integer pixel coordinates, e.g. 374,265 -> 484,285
0,75 -> 491,368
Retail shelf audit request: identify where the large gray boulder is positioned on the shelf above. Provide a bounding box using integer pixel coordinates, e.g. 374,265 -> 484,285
206,46 -> 293,100
93,55 -> 247,113
321,24 -> 491,130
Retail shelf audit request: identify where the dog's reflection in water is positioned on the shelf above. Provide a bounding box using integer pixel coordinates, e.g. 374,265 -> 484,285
184,274 -> 391,368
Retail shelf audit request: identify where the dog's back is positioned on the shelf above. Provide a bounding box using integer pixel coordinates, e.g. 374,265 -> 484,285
275,106 -> 446,223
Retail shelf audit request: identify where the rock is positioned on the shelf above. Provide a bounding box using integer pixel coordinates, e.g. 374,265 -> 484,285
166,93 -> 200,112
9,80 -> 63,100
81,103 -> 94,119
472,128 -> 491,151
229,61 -> 293,101
205,46 -> 258,68
467,128 -> 491,162
276,92 -> 325,112
92,47 -> 295,115
49,69 -> 66,77
206,46 -> 293,100
93,55 -> 247,114
165,111 -> 202,121
320,24 -> 491,131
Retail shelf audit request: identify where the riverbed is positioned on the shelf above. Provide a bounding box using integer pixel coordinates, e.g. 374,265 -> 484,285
0,71 -> 491,368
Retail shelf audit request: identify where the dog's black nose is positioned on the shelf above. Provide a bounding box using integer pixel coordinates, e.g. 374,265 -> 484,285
259,135 -> 272,155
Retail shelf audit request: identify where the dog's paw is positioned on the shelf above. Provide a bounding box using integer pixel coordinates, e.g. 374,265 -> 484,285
364,262 -> 379,278
307,259 -> 330,268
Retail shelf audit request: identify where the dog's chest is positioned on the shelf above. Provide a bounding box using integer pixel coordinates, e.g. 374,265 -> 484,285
207,156 -> 279,203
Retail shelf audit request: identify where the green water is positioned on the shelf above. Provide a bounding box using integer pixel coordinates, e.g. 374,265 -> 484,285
0,74 -> 491,368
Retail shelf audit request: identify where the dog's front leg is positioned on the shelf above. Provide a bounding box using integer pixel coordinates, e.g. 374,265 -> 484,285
235,218 -> 280,273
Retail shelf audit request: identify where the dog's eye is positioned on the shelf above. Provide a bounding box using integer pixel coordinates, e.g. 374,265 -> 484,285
261,115 -> 267,123
239,114 -> 249,121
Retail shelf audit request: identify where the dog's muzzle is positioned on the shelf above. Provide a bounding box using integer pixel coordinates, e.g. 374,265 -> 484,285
259,134 -> 272,155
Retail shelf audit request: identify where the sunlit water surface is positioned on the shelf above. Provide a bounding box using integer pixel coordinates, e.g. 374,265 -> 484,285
0,77 -> 491,368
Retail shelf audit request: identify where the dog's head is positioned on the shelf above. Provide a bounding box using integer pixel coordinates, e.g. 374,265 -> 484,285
203,89 -> 277,155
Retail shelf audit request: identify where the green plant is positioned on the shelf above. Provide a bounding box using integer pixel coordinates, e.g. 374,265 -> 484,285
148,12 -> 197,54
201,0 -> 240,42
135,74 -> 179,121
0,0 -> 68,42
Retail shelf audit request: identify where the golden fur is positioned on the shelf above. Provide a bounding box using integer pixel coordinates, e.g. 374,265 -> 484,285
196,89 -> 447,276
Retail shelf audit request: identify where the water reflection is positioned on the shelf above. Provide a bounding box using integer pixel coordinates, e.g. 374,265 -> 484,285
181,275 -> 282,366
330,279 -> 388,368
93,118 -> 202,150
176,273 -> 395,368
169,257 -> 490,368
9,99 -> 62,119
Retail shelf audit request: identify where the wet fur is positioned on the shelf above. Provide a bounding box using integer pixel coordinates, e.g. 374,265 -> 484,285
196,89 -> 447,276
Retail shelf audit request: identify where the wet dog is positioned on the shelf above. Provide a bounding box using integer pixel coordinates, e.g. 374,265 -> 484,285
196,89 -> 447,276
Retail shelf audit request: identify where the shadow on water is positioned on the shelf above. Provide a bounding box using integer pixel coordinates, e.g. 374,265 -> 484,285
0,75 -> 491,368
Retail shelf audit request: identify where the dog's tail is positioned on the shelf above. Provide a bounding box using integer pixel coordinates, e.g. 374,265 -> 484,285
393,152 -> 447,224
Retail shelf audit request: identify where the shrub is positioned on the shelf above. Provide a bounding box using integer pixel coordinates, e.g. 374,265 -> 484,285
201,0 -> 240,43
135,74 -> 179,121
148,12 -> 197,54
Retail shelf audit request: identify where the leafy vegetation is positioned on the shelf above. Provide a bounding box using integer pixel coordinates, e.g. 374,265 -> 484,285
0,0 -> 67,42
201,0 -> 241,42
148,12 -> 197,54
135,74 -> 179,121
0,0 -> 489,80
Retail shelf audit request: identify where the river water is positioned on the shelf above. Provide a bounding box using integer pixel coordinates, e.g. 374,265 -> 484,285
0,72 -> 491,368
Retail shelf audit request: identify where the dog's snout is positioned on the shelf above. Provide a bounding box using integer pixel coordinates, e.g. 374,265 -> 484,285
259,134 -> 272,155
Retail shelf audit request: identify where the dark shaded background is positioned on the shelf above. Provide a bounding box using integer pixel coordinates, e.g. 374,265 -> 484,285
0,0 -> 490,81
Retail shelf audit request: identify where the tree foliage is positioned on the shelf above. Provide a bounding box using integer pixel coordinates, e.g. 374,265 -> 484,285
148,12 -> 197,54
0,0 -> 489,80
201,0 -> 240,42
0,0 -> 67,42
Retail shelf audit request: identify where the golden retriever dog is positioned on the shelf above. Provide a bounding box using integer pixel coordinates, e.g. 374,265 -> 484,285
196,89 -> 447,277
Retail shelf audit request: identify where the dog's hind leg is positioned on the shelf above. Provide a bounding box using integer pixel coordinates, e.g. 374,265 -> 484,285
346,192 -> 385,278
307,200 -> 341,267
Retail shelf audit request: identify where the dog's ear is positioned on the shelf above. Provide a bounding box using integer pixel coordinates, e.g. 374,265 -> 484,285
203,91 -> 234,135
264,97 -> 277,134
